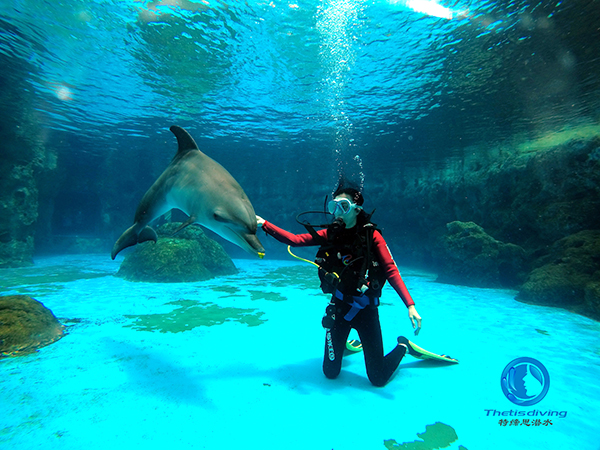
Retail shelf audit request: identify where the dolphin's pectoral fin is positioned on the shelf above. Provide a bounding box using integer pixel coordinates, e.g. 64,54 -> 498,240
138,226 -> 158,244
171,216 -> 197,235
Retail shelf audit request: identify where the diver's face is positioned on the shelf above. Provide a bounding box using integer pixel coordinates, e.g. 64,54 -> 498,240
332,193 -> 360,228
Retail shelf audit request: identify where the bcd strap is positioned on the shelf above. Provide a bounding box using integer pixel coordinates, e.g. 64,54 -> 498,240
360,223 -> 374,283
302,222 -> 328,246
362,223 -> 385,302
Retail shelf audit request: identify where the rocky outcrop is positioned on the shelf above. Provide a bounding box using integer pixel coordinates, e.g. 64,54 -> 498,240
0,295 -> 64,357
0,131 -> 59,268
0,24 -> 57,268
434,221 -> 527,288
379,136 -> 600,261
367,133 -> 600,320
116,222 -> 238,282
517,230 -> 600,320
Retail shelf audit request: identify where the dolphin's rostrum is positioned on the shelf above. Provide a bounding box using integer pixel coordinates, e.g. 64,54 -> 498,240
111,125 -> 265,260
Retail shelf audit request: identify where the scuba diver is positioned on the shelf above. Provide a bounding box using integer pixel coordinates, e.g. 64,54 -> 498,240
256,185 -> 423,387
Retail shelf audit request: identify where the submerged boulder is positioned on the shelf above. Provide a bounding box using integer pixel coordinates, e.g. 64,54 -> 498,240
435,221 -> 527,288
517,230 -> 600,320
0,295 -> 64,357
116,222 -> 238,282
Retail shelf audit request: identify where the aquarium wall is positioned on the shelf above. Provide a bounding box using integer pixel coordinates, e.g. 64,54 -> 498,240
1,0 -> 599,320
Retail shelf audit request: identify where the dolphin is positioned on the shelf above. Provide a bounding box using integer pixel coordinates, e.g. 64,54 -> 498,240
111,125 -> 265,260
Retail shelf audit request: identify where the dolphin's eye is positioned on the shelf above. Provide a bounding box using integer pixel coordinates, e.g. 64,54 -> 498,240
213,212 -> 230,223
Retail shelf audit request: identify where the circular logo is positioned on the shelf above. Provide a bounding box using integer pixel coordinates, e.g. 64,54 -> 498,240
501,357 -> 550,406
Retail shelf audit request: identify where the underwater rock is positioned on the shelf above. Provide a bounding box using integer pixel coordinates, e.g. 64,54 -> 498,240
517,230 -> 600,320
0,41 -> 58,268
116,222 -> 238,282
379,135 -> 600,271
0,295 -> 64,357
585,283 -> 600,319
0,167 -> 39,268
435,221 -> 526,288
0,237 -> 35,269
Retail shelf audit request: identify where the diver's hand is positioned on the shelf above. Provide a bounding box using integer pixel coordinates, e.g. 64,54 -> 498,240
256,215 -> 265,226
408,305 -> 422,336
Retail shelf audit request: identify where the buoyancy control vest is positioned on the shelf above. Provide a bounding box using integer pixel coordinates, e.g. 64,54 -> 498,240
312,219 -> 387,299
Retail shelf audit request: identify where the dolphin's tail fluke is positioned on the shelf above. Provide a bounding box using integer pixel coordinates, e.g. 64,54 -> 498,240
111,225 -> 158,260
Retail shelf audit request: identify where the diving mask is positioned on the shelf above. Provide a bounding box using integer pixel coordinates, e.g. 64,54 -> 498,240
327,198 -> 357,216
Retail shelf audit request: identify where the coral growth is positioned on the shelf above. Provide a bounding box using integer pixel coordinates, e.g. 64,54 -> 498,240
435,221 -> 526,288
116,222 -> 238,282
518,230 -> 600,320
0,295 -> 64,357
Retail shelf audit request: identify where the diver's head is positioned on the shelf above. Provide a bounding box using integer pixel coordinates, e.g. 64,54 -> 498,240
328,192 -> 362,228
332,186 -> 364,206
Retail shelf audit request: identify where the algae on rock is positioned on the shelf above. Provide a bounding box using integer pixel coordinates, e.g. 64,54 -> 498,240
0,295 -> 64,357
435,221 -> 527,288
518,230 -> 600,320
116,222 -> 238,282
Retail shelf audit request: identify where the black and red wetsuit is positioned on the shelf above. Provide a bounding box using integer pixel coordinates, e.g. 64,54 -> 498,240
261,220 -> 414,387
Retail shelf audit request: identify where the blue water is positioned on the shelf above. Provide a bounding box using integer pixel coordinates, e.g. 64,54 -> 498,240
2,1 -> 600,448
3,0 -> 598,167
1,255 -> 599,449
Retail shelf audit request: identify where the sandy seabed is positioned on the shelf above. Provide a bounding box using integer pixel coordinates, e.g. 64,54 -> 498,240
1,255 -> 599,450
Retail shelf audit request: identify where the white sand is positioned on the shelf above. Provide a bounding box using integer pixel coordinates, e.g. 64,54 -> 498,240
1,255 -> 599,449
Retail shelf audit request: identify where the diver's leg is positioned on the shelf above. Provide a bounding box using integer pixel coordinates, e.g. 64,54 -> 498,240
356,307 -> 406,387
322,304 -> 352,379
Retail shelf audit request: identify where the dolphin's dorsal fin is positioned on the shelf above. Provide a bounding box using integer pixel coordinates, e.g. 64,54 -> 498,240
170,125 -> 199,156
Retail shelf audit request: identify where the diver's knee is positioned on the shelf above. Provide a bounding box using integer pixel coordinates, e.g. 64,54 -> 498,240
367,372 -> 389,387
368,377 -> 388,387
323,364 -> 341,379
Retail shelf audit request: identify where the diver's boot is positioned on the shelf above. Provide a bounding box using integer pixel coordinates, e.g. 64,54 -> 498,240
397,336 -> 459,363
397,336 -> 422,358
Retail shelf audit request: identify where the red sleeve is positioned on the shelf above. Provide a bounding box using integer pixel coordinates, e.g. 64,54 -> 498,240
372,230 -> 415,308
261,221 -> 328,247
